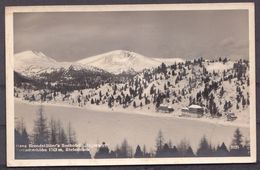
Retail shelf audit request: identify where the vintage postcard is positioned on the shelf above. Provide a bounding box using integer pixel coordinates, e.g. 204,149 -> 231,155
5,3 -> 256,166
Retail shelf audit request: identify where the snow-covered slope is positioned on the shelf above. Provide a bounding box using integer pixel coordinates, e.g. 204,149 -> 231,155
204,61 -> 234,72
14,51 -> 61,76
76,50 -> 184,74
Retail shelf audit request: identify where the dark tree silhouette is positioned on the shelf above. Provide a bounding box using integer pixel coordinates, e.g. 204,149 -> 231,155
33,106 -> 49,144
216,142 -> 229,156
15,117 -> 30,145
94,142 -> 112,158
156,130 -> 164,153
186,146 -> 195,157
232,128 -> 243,148
57,120 -> 68,144
197,136 -> 213,157
134,145 -> 144,158
177,138 -> 194,157
133,101 -> 137,108
67,122 -> 77,144
49,118 -> 58,144
230,128 -> 248,156
116,139 -> 132,158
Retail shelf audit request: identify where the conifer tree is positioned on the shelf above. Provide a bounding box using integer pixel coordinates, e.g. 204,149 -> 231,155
150,85 -> 154,95
232,128 -> 243,148
49,118 -> 58,144
177,138 -> 191,157
57,120 -> 68,144
67,122 -> 77,144
220,86 -> 224,97
224,100 -> 228,112
242,97 -> 246,108
117,139 -> 131,158
197,136 -> 213,156
133,101 -> 137,108
91,98 -> 94,104
156,130 -> 164,153
33,105 -> 49,144
134,145 -> 143,158
230,128 -> 248,156
216,142 -> 229,156
94,142 -> 111,158
186,146 -> 195,157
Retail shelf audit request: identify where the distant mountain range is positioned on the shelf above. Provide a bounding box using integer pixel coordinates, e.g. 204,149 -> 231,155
14,50 -> 184,76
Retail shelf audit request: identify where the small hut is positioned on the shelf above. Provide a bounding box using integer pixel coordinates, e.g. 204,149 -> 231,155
157,104 -> 174,113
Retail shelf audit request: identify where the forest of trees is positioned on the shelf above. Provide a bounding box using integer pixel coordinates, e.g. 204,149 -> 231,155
15,106 -> 91,159
15,106 -> 250,159
93,129 -> 250,159
14,68 -> 135,93
15,106 -> 78,145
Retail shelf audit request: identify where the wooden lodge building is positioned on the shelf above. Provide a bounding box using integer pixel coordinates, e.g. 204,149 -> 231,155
181,104 -> 204,118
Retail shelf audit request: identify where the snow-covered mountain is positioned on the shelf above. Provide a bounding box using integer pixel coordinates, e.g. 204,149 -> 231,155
77,50 -> 183,74
14,51 -> 61,76
14,51 -> 105,77
76,50 -> 155,74
14,50 -> 185,76
76,50 -> 185,74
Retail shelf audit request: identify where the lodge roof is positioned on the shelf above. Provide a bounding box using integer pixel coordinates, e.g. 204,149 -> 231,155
188,105 -> 203,109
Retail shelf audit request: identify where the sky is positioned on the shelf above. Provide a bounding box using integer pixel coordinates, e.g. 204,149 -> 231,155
14,10 -> 249,62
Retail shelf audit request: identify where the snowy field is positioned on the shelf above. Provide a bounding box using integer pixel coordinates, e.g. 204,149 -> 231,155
15,100 -> 250,154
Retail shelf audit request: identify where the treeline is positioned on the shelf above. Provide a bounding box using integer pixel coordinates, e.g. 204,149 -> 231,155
15,106 -> 77,145
94,129 -> 250,159
15,107 -> 250,159
15,106 -> 91,159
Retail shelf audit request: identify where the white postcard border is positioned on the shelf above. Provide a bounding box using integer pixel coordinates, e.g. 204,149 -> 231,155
5,3 -> 256,167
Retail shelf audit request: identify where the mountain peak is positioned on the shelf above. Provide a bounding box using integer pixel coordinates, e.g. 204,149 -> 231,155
14,51 -> 60,76
76,50 -> 158,74
76,50 -> 185,74
107,49 -> 131,54
15,50 -> 57,63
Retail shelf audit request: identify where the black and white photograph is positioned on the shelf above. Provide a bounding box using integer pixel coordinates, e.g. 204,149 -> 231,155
5,3 -> 256,166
